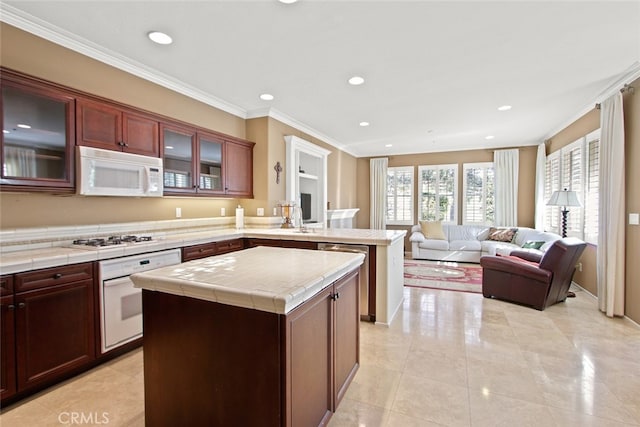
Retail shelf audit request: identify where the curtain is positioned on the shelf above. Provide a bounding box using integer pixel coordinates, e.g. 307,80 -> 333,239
534,143 -> 546,230
597,92 -> 625,317
4,146 -> 37,178
494,149 -> 519,227
369,157 -> 388,229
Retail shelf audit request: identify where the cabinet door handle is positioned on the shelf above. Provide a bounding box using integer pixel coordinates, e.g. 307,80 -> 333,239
8,304 -> 15,310
53,273 -> 63,279
330,293 -> 340,301
18,303 -> 26,309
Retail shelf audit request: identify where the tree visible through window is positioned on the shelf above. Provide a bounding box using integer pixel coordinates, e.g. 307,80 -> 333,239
463,162 -> 494,225
386,166 -> 414,225
418,164 -> 458,223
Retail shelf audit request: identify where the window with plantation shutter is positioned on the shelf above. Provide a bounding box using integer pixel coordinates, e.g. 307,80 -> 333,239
584,130 -> 600,244
463,162 -> 494,225
544,129 -> 600,243
544,152 -> 561,234
418,164 -> 458,223
386,166 -> 414,225
561,140 -> 583,237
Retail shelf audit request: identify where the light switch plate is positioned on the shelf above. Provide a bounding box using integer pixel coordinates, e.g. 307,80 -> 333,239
630,213 -> 640,225
257,208 -> 264,216
221,207 -> 226,216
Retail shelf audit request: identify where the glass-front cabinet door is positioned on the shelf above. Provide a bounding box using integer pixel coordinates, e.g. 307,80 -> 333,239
1,76 -> 74,190
197,132 -> 224,194
161,123 -> 196,193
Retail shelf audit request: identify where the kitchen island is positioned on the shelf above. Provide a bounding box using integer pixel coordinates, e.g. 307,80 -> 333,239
131,246 -> 364,427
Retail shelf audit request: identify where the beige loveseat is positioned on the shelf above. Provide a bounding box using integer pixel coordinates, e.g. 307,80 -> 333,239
409,223 -> 561,263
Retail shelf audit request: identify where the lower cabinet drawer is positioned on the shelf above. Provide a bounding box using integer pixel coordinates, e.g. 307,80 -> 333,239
14,263 -> 94,293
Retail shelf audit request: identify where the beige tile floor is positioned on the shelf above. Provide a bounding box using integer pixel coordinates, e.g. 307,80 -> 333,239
1,285 -> 639,426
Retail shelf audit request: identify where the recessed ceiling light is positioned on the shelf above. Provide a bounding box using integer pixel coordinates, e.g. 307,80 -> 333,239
17,124 -> 31,129
165,145 -> 174,150
485,135 -> 495,140
259,93 -> 274,101
148,31 -> 173,45
359,121 -> 370,127
3,130 -> 9,134
497,105 -> 512,111
279,0 -> 298,4
348,76 -> 365,86
385,144 -> 393,147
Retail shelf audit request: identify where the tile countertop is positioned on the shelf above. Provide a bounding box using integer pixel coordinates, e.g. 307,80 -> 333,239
0,227 -> 406,275
131,246 -> 365,315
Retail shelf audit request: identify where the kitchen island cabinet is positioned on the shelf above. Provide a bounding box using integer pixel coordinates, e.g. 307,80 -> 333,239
132,246 -> 363,427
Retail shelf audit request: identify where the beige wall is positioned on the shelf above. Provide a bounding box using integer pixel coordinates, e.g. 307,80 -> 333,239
545,77 -> 640,324
356,146 -> 538,249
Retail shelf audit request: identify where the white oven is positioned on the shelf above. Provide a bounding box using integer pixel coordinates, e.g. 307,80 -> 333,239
98,249 -> 181,353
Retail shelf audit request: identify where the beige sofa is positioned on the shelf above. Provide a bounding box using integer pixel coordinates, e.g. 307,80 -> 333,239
409,224 -> 561,263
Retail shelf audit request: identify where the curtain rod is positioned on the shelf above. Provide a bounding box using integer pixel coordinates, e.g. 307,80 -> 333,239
595,84 -> 635,109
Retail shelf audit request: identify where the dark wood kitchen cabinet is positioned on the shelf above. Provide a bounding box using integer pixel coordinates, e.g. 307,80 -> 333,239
141,268 -> 359,426
245,238 -> 317,250
182,238 -> 245,261
1,276 -> 16,401
285,269 -> 359,425
0,263 -> 96,403
76,97 -> 159,157
224,139 -> 254,197
0,69 -> 76,192
161,121 -> 254,197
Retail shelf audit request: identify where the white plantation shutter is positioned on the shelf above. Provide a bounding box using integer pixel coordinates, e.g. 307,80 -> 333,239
585,130 -> 600,244
463,162 -> 494,225
544,130 -> 600,242
386,166 -> 414,225
418,164 -> 458,223
561,140 -> 583,237
544,152 -> 561,234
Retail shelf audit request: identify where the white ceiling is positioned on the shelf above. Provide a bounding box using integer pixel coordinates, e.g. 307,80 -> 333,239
2,1 -> 639,158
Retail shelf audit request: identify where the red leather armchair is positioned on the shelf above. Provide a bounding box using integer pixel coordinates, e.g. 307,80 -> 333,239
480,237 -> 587,310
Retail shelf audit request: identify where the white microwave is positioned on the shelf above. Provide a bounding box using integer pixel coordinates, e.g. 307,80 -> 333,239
77,146 -> 163,197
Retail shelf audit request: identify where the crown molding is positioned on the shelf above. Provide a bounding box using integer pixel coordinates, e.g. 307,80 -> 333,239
0,3 -> 247,118
543,61 -> 640,142
246,107 -> 357,157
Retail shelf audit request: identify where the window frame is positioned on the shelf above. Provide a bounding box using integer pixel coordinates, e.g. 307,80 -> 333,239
417,164 -> 458,224
386,166 -> 414,226
462,162 -> 495,226
544,129 -> 600,244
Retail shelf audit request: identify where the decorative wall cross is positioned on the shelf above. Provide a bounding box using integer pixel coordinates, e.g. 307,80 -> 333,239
274,161 -> 283,184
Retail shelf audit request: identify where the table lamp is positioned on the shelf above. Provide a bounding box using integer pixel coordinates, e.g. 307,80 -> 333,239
547,188 -> 581,238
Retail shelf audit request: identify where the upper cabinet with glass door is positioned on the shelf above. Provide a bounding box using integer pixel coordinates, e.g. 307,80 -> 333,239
1,71 -> 75,191
161,123 -> 196,193
161,122 -> 253,198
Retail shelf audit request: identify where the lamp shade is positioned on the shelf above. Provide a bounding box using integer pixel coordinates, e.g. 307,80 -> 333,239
547,188 -> 581,207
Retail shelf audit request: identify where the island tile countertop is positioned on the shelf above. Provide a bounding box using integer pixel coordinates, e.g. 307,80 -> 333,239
0,224 -> 405,274
130,246 -> 365,314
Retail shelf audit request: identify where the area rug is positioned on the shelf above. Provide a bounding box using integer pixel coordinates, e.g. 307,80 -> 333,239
404,260 -> 483,294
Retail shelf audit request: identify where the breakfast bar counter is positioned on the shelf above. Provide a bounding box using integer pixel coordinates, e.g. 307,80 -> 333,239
131,246 -> 364,427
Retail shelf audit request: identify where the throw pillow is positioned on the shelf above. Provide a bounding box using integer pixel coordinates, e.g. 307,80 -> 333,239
521,240 -> 545,250
487,227 -> 517,243
419,220 -> 446,240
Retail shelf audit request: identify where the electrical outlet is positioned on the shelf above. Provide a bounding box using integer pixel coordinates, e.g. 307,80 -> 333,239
175,207 -> 182,218
221,207 -> 226,216
257,208 -> 264,216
